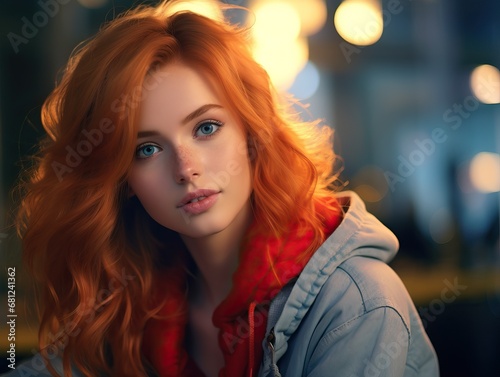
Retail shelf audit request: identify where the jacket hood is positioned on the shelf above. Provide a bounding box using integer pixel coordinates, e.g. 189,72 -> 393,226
270,190 -> 399,361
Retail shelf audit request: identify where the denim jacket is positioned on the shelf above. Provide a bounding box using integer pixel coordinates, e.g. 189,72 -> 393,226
258,191 -> 439,376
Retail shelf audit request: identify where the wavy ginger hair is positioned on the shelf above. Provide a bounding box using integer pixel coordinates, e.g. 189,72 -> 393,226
16,1 -> 341,376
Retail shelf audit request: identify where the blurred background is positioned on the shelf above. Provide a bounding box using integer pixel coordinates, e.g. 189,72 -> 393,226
1,0 -> 499,375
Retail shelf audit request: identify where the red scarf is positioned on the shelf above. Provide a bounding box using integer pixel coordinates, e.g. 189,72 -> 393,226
142,198 -> 341,376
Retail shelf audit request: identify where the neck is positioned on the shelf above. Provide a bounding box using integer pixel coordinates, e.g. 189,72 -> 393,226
181,202 -> 253,307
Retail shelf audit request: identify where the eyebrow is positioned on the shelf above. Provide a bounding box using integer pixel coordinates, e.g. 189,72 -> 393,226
137,103 -> 223,139
182,103 -> 223,125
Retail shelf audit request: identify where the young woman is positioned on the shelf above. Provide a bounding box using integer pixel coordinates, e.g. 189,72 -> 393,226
8,1 -> 439,376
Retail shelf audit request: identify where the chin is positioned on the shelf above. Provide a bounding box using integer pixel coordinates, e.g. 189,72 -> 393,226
179,227 -> 222,240
179,216 -> 232,239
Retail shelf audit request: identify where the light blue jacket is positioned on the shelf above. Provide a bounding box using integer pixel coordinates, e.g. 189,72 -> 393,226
3,191 -> 439,377
258,191 -> 439,376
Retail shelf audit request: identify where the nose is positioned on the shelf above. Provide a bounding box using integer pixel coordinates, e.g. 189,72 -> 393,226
173,145 -> 201,184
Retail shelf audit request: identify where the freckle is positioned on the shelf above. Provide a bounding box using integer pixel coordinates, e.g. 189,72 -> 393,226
177,146 -> 191,163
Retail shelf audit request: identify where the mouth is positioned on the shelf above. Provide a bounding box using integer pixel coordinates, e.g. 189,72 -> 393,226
187,196 -> 207,203
177,189 -> 221,215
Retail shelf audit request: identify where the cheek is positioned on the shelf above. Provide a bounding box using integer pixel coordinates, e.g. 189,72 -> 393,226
213,138 -> 250,172
228,145 -> 252,190
128,166 -> 166,201
230,134 -> 252,178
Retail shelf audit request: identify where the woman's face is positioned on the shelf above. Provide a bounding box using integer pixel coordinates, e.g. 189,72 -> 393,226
128,62 -> 253,239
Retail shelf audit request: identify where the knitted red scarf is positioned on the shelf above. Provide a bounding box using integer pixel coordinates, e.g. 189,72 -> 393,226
142,198 -> 341,376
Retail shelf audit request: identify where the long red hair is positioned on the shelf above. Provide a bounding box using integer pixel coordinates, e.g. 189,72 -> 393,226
16,1 -> 341,375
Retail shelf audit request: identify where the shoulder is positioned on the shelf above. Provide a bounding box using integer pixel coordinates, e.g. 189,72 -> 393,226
305,256 -> 415,338
274,257 -> 439,376
336,256 -> 414,322
272,256 -> 416,348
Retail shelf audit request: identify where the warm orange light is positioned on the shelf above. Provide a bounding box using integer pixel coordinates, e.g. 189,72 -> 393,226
252,37 -> 309,90
352,166 -> 389,203
334,0 -> 383,46
164,0 -> 223,21
252,1 -> 302,41
470,152 -> 500,193
250,0 -> 327,37
248,0 -> 329,89
470,64 -> 500,104
249,1 -> 310,89
289,0 -> 328,36
355,184 -> 383,202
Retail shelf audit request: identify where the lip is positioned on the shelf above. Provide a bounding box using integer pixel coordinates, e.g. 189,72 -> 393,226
177,189 -> 220,215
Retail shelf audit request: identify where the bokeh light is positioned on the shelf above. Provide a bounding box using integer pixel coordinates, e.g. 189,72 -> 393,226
429,208 -> 455,244
470,64 -> 500,104
165,0 -> 223,21
252,36 -> 309,90
469,152 -> 500,193
249,0 -> 327,90
252,1 -> 301,41
352,166 -> 389,203
334,0 -> 383,46
288,0 -> 327,36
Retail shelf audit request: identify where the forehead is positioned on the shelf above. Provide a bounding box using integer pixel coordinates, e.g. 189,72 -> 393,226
139,62 -> 224,127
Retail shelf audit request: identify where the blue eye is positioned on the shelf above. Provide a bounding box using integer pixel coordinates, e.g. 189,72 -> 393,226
136,144 -> 161,159
194,120 -> 223,138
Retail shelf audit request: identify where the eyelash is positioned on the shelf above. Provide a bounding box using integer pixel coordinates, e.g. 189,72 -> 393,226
193,119 -> 224,139
134,119 -> 224,160
135,143 -> 161,160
